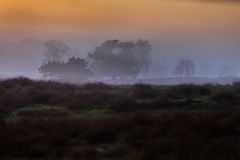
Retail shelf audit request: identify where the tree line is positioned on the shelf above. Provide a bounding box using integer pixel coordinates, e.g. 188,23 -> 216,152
39,39 -> 195,83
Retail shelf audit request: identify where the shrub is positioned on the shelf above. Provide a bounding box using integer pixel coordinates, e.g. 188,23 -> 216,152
168,84 -> 211,98
211,91 -> 240,105
83,82 -> 113,90
133,83 -> 159,99
0,112 -> 240,159
1,77 -> 34,88
151,96 -> 174,109
15,105 -> 71,118
111,97 -> 137,112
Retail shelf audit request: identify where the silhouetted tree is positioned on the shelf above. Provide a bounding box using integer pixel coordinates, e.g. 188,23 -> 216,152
43,40 -> 70,62
39,61 -> 63,79
135,39 -> 152,72
88,39 -> 152,79
175,60 -> 195,78
39,57 -> 93,83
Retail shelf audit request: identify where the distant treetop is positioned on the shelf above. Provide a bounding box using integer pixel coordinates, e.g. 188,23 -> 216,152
88,39 -> 152,80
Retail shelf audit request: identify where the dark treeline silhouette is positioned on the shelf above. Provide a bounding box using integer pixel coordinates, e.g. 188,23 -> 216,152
39,39 -> 152,83
39,57 -> 93,83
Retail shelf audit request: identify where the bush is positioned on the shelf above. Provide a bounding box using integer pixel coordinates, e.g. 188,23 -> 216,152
1,77 -> 34,88
168,84 -> 211,98
211,91 -> 240,105
111,97 -> 137,112
15,105 -> 71,118
133,83 -> 159,99
0,112 -> 240,159
83,82 -> 113,90
1,78 -> 240,159
151,96 -> 174,109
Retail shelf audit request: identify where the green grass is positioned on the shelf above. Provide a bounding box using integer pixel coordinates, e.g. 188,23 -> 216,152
5,104 -> 71,121
5,115 -> 22,124
13,104 -> 69,114
72,109 -> 113,119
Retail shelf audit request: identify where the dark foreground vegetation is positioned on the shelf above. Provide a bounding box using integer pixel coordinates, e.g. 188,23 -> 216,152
1,77 -> 240,160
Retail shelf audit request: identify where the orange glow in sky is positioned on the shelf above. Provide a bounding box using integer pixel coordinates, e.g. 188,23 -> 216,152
0,0 -> 239,40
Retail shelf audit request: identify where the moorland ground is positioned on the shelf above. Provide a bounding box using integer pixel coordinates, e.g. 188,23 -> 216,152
1,77 -> 240,160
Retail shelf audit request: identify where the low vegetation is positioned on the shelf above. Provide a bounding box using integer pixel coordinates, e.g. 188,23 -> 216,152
1,77 -> 240,159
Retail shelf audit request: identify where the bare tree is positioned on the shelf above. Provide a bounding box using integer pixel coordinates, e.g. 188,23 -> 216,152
43,40 -> 70,62
175,60 -> 195,78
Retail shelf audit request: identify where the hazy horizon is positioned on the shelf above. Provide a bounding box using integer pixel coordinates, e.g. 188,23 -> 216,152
0,0 -> 240,81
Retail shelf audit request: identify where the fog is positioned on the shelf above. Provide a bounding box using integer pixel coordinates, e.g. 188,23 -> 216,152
1,36 -> 240,83
0,0 -> 239,84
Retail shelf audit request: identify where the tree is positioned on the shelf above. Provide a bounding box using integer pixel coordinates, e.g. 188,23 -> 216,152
175,60 -> 195,78
62,57 -> 93,81
39,61 -> 64,79
88,39 -> 152,79
135,39 -> 152,73
43,40 -> 70,62
39,57 -> 93,83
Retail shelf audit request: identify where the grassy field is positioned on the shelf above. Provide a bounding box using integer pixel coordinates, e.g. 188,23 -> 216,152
1,77 -> 240,160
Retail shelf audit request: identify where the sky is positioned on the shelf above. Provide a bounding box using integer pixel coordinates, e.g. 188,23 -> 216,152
0,0 -> 240,79
0,0 -> 239,40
